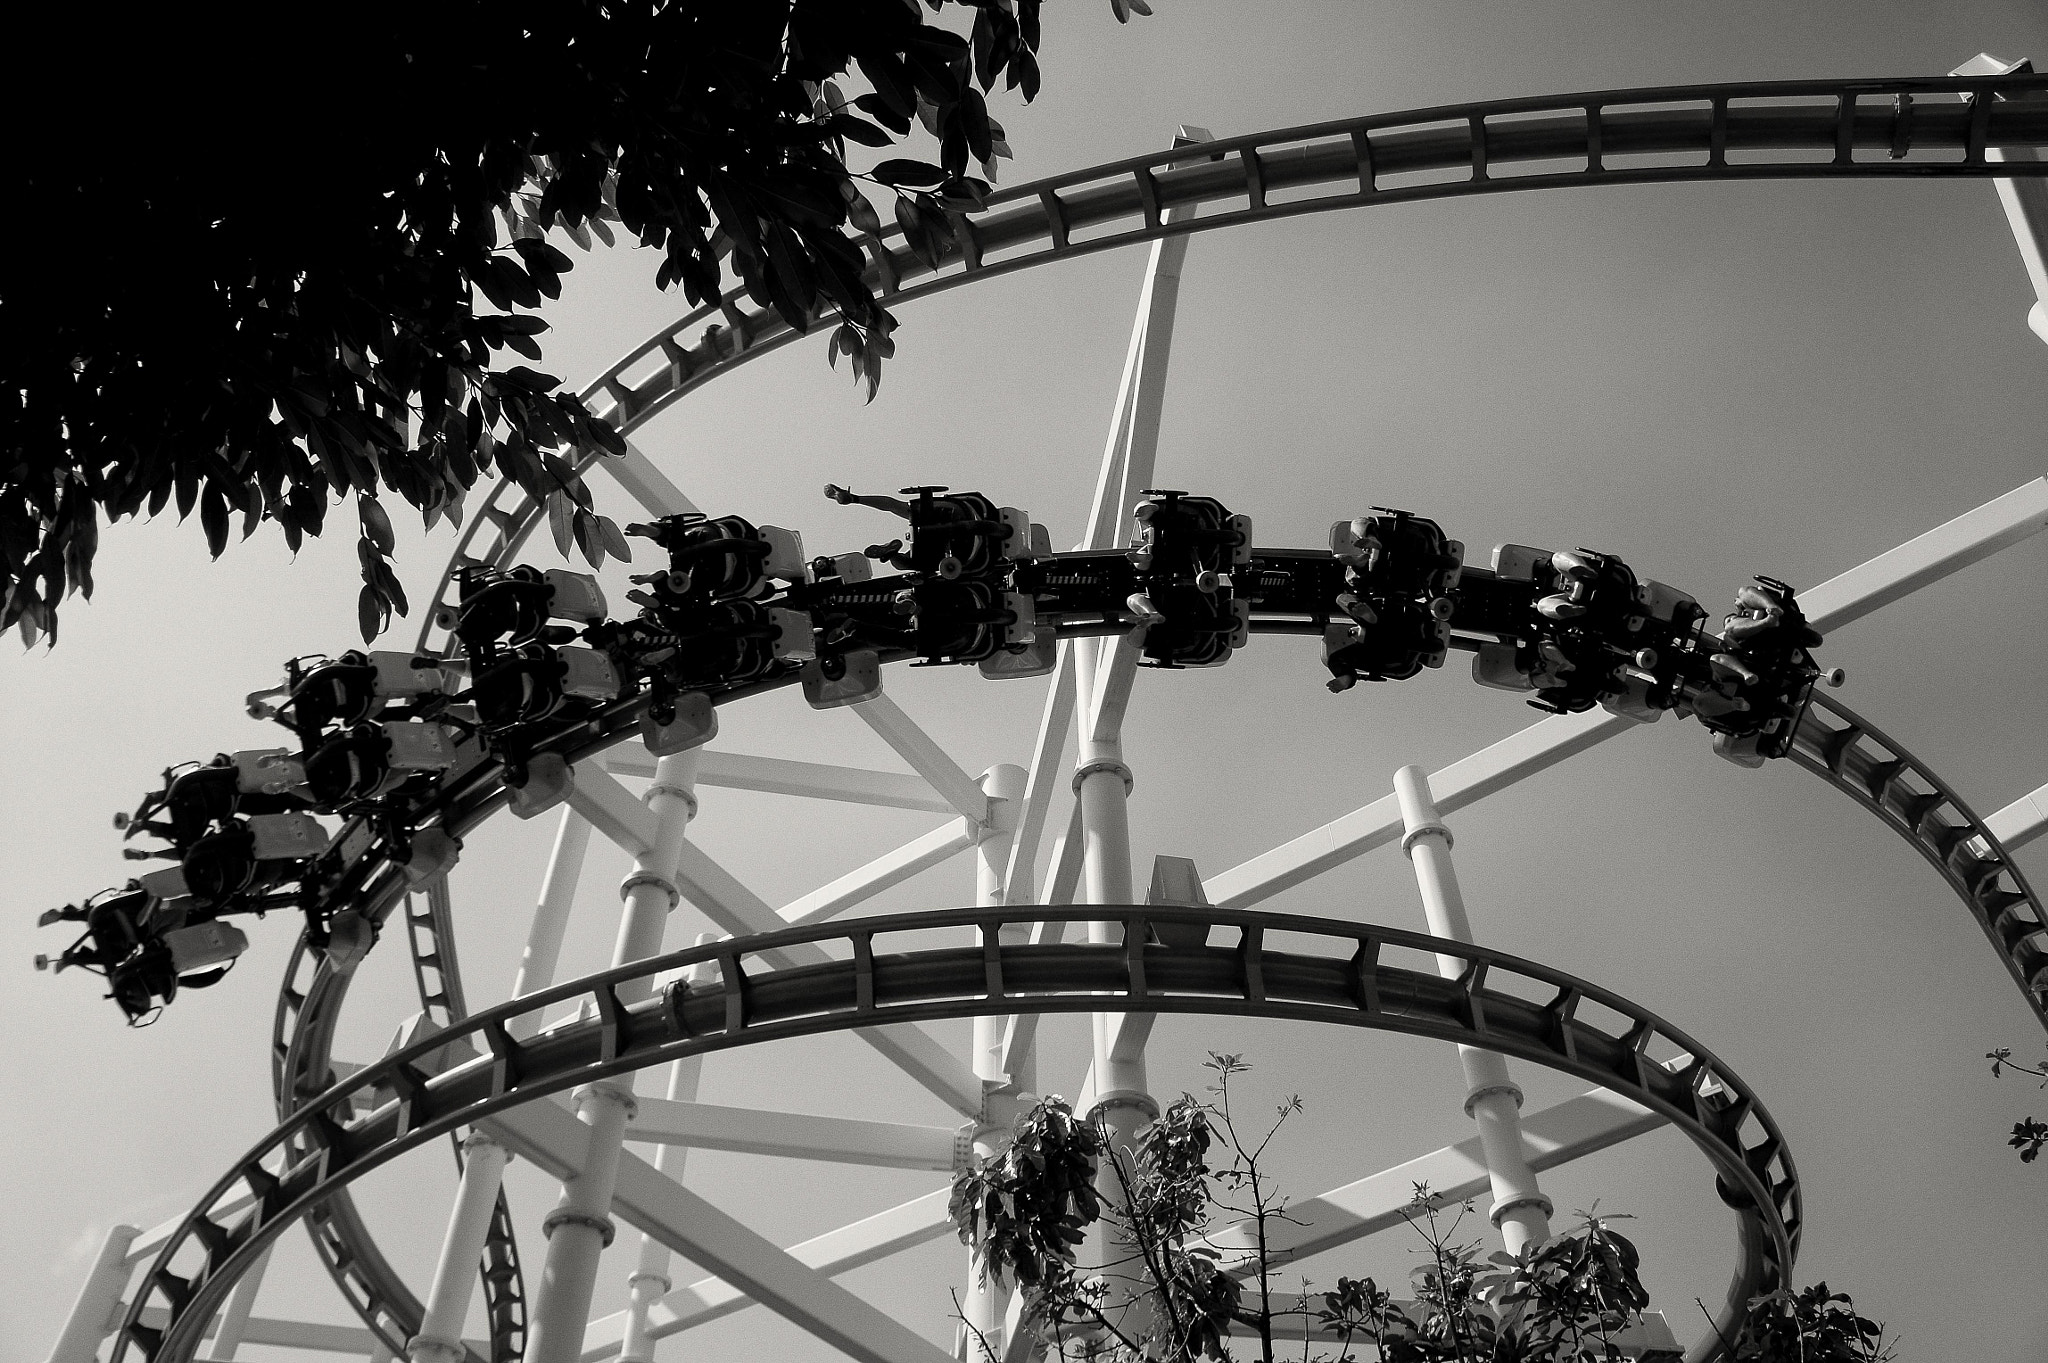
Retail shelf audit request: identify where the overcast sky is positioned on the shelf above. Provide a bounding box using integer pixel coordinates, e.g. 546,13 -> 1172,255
6,4 -> 2047,1361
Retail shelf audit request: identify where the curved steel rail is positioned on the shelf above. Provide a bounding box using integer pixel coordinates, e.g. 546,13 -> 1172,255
1788,694 -> 2048,1020
413,71 -> 2048,658
257,890 -> 529,1363
121,907 -> 1799,1363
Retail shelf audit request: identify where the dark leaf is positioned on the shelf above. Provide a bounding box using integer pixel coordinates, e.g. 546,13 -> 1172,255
870,159 -> 950,188
358,496 -> 396,555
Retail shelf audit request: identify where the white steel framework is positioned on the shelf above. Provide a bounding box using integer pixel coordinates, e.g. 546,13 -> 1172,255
46,65 -> 2048,1363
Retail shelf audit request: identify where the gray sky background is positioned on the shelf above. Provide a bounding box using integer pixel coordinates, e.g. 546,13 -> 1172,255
6,4 -> 2047,1360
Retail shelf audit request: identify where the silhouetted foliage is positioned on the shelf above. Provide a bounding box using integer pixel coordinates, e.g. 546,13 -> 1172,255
1987,1045 -> 2048,1162
951,1054 -> 1888,1362
1,0 -> 1113,644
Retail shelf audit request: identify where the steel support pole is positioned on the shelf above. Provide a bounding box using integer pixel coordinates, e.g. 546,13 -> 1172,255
46,1222 -> 138,1363
527,753 -> 701,1363
508,807 -> 594,1041
407,1133 -> 512,1363
1393,766 -> 1553,1254
1953,54 -> 2048,344
204,1242 -> 273,1362
621,944 -> 713,1363
963,766 -> 1026,1359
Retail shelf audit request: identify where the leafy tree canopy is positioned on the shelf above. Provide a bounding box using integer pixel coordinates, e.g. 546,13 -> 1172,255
1,0 -> 1143,646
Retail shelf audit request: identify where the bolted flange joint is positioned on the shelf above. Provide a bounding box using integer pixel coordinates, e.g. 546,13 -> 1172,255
646,782 -> 700,819
540,1208 -> 617,1248
573,1080 -> 640,1120
1073,760 -> 1135,796
1463,1081 -> 1525,1117
1489,1191 -> 1554,1229
406,1335 -> 467,1363
1401,821 -> 1454,854
1085,1088 -> 1160,1124
619,871 -> 681,911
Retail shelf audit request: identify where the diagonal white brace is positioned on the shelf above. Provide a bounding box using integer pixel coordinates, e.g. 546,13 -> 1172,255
481,1085 -> 954,1363
1985,781 -> 2048,853
608,749 -> 958,814
1003,645 -> 1080,904
997,803 -> 1086,1082
624,1097 -> 958,1169
578,1190 -> 954,1358
565,762 -> 664,859
670,844 -> 983,1117
779,819 -> 978,927
596,438 -> 701,519
851,692 -> 992,824
1211,476 -> 2048,908
1203,1085 -> 1662,1269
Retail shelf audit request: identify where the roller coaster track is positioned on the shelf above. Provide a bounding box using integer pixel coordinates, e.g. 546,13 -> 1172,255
1788,694 -> 2048,1006
219,75 -> 2045,1363
130,908 -> 1800,1363
264,885 -> 527,1363
414,71 -> 2048,660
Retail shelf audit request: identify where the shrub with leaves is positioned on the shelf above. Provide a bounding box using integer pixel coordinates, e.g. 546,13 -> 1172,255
1,0 -> 1161,645
950,1057 -> 1889,1363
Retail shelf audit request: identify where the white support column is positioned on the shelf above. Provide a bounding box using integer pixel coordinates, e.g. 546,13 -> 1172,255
47,1222 -> 139,1363
963,765 -> 1026,1359
1953,54 -> 2048,344
1068,127 -> 1203,1310
204,1242 -> 273,1362
621,944 -> 714,1363
509,807 -> 594,1041
1394,766 -> 1552,1254
527,753 -> 701,1363
407,1133 -> 513,1363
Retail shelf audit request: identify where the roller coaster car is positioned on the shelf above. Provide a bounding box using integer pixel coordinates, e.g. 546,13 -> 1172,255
1330,509 -> 1463,598
606,600 -> 814,691
468,644 -> 624,732
1132,491 -> 1253,669
906,580 -> 1037,666
826,485 -> 1030,580
119,755 -> 312,851
626,513 -> 806,605
37,882 -> 254,1023
303,721 -> 459,807
446,566 -> 608,658
178,812 -> 329,908
260,650 -> 454,741
1323,510 -> 1463,689
1685,577 -> 1830,767
1473,544 -> 1664,715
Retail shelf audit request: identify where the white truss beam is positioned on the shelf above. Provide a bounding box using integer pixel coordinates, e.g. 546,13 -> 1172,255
579,1190 -> 954,1359
996,803 -> 1086,1082
607,750 -> 957,814
129,1310 -> 487,1357
850,693 -> 992,824
482,1077 -> 954,1363
1953,53 -> 2048,344
564,762 -> 662,859
1210,476 -> 2048,907
779,819 -> 978,927
625,1097 -> 958,1170
670,844 -> 982,1116
1986,781 -> 2048,852
1002,647 -> 1080,904
598,438 -> 702,519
